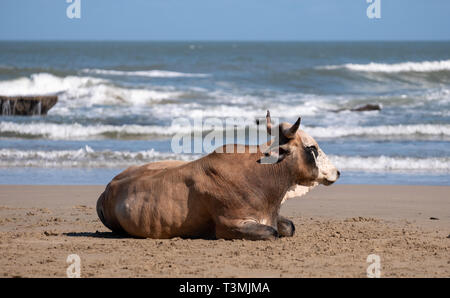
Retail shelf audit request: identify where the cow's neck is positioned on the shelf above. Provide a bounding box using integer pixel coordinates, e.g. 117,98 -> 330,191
249,153 -> 297,205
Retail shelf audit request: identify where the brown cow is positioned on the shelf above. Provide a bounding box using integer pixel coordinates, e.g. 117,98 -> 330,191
96,111 -> 339,240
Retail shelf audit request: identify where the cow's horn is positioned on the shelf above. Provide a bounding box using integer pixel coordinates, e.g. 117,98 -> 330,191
266,110 -> 272,135
284,117 -> 301,138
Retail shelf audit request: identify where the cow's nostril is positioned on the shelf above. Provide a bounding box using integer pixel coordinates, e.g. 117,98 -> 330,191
337,171 -> 341,177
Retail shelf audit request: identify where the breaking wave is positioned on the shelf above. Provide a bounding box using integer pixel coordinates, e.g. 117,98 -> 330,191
0,73 -> 182,106
0,73 -> 105,96
1,121 -> 449,140
81,68 -> 210,78
306,124 -> 450,138
0,146 -> 198,168
0,146 -> 448,173
0,121 -> 189,139
330,155 -> 450,173
320,59 -> 450,73
0,73 -> 335,112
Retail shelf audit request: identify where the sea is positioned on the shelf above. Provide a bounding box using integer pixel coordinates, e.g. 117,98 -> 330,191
0,41 -> 449,185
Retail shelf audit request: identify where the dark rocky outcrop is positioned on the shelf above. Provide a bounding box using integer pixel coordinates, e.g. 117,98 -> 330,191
350,104 -> 382,112
333,103 -> 382,113
0,95 -> 58,116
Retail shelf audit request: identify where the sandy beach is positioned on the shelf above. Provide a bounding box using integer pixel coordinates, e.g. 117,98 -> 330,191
0,184 -> 448,278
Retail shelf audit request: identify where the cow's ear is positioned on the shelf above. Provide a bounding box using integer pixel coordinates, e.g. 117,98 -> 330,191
258,144 -> 292,164
273,144 -> 292,163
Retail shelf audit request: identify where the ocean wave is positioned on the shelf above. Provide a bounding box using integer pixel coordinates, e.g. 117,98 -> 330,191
0,73 -> 106,96
320,59 -> 450,73
330,155 -> 450,173
306,124 -> 450,138
0,146 -> 198,168
147,101 -> 330,122
0,146 -> 448,172
81,68 -> 210,78
1,121 -> 449,140
0,120 -> 261,139
2,73 -> 446,120
0,73 -> 182,106
0,121 -> 191,139
0,73 -> 342,112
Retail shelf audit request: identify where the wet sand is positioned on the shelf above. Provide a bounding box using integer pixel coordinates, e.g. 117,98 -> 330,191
0,184 -> 449,277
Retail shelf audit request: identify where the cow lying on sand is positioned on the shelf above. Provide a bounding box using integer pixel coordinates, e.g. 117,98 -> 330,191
97,111 -> 340,240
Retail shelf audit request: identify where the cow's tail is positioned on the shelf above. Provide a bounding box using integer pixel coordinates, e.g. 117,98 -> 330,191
96,185 -> 126,235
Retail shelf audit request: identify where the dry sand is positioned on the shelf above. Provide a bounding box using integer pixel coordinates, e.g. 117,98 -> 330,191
0,184 -> 448,278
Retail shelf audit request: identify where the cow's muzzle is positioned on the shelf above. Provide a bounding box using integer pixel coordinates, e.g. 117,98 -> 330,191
321,170 -> 340,186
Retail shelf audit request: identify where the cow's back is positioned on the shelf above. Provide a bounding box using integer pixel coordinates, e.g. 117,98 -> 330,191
111,160 -> 188,181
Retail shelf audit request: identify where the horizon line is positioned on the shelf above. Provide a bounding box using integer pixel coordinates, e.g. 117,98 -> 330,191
1,39 -> 450,43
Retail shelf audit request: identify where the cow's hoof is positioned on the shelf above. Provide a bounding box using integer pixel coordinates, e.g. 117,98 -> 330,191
278,220 -> 295,237
256,225 -> 279,241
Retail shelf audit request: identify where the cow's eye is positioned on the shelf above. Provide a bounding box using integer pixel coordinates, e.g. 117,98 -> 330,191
306,146 -> 318,158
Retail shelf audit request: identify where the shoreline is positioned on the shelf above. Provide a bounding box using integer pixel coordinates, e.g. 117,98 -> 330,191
0,184 -> 449,277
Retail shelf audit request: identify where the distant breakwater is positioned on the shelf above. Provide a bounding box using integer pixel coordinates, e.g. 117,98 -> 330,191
0,95 -> 58,116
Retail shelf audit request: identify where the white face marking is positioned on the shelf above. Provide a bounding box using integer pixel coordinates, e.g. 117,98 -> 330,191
299,129 -> 339,184
280,130 -> 339,203
315,148 -> 339,183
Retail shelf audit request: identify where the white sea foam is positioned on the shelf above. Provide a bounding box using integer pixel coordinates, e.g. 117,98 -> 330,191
330,155 -> 450,173
321,60 -> 450,73
0,73 -> 182,106
0,73 -> 106,96
0,146 -> 198,168
0,121 -> 192,139
305,124 -> 450,138
1,121 -> 449,140
145,94 -> 337,123
0,147 -> 447,172
0,72 -> 426,122
0,73 -> 337,113
81,69 -> 210,78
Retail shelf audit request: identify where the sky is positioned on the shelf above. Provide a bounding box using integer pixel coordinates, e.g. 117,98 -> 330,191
0,0 -> 449,41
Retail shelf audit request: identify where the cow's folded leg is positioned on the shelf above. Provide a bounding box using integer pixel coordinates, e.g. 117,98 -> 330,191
277,215 -> 295,237
215,219 -> 278,241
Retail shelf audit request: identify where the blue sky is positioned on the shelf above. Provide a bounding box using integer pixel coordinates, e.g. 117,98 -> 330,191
0,0 -> 449,41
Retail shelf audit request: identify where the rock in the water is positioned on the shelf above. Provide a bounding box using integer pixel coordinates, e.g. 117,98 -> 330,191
350,104 -> 382,112
333,103 -> 382,113
0,95 -> 58,116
